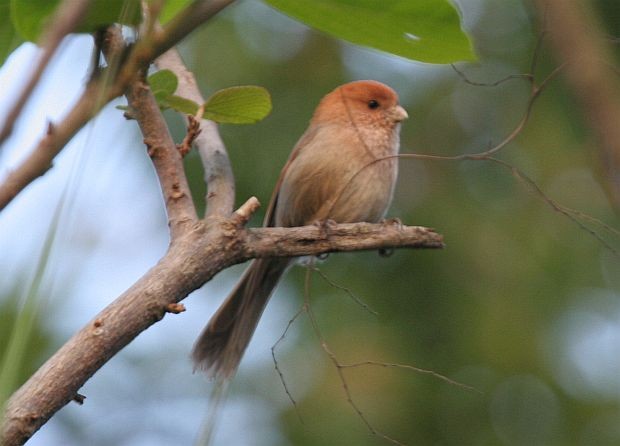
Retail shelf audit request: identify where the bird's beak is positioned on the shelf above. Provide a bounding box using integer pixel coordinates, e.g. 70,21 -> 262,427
388,105 -> 408,122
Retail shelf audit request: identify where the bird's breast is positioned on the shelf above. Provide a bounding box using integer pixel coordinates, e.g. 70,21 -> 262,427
275,123 -> 400,227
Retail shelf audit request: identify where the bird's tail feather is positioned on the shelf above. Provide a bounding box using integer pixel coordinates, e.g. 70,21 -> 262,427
192,257 -> 290,378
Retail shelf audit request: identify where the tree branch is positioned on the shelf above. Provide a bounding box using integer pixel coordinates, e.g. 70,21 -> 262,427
1,214 -> 442,445
245,222 -> 444,256
155,49 -> 235,217
125,73 -> 197,237
535,0 -> 620,208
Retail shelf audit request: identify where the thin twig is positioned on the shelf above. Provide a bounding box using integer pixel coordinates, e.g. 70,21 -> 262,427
338,361 -> 479,393
530,29 -> 547,75
310,265 -> 378,316
450,64 -> 533,87
487,157 -> 620,257
177,114 -> 202,157
271,306 -> 306,423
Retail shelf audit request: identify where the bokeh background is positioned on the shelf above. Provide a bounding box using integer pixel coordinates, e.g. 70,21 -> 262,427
2,0 -> 620,444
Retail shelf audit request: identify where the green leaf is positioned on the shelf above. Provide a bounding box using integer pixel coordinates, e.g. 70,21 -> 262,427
148,69 -> 178,96
203,86 -> 272,124
161,95 -> 199,115
10,0 -> 141,42
147,70 -> 199,114
263,0 -> 475,64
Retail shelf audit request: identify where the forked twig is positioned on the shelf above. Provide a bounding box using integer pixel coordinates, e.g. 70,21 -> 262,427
302,267 -> 406,446
296,266 -> 475,445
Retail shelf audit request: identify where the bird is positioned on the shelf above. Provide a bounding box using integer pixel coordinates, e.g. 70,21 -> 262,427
192,80 -> 408,378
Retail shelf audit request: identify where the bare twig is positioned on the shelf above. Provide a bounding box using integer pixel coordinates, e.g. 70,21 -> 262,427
296,265 -> 476,446
231,196 -> 260,226
404,52 -> 620,255
450,64 -> 533,87
487,157 -> 620,257
303,267 -> 405,446
147,0 -> 235,60
338,361 -> 479,393
177,114 -> 202,157
310,265 -> 378,316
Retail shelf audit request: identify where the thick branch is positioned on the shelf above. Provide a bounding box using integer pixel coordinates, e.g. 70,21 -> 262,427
0,219 -> 442,446
536,0 -> 620,207
125,75 -> 197,237
155,49 -> 235,217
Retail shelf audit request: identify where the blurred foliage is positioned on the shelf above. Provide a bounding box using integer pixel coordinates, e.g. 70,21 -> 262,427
10,0 -> 141,42
0,291 -> 52,403
0,1 -> 20,63
596,0 -> 620,36
2,0 -> 620,445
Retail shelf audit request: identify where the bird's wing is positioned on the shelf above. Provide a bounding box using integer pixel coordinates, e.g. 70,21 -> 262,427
263,125 -> 319,227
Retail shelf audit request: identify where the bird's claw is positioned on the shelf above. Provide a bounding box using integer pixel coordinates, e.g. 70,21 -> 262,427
313,219 -> 337,260
378,248 -> 394,257
314,219 -> 338,235
379,218 -> 401,257
381,217 -> 403,229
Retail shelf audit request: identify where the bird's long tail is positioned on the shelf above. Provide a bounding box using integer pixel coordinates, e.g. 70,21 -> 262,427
192,257 -> 290,378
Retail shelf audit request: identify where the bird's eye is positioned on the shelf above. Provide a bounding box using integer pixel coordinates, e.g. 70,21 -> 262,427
367,99 -> 380,109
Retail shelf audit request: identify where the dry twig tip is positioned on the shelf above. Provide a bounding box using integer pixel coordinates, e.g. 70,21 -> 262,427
232,196 -> 260,225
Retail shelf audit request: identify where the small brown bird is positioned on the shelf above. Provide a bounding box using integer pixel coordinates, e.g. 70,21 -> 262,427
192,80 -> 408,378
